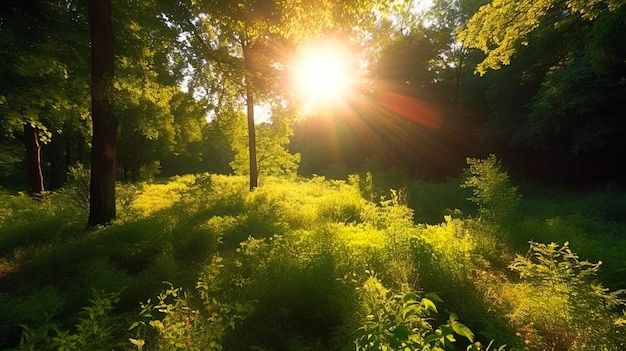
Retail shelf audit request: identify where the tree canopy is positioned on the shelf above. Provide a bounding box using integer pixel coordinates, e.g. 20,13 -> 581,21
459,0 -> 625,74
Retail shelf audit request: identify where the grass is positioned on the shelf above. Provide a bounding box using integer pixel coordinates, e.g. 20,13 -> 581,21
0,168 -> 625,350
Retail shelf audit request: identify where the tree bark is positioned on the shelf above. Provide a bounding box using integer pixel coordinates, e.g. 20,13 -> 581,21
244,44 -> 258,190
23,123 -> 45,194
246,85 -> 258,190
87,0 -> 117,226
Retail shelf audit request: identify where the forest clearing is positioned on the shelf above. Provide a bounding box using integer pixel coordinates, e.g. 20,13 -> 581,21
2,0 -> 626,349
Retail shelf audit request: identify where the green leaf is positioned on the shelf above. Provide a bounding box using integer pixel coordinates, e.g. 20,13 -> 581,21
402,292 -> 419,303
450,313 -> 475,342
421,298 -> 438,313
393,324 -> 411,341
424,333 -> 439,344
425,292 -> 443,303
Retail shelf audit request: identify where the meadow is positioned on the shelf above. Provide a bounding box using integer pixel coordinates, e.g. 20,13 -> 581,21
1,156 -> 625,351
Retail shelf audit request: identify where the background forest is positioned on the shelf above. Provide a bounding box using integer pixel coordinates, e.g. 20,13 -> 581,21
1,0 -> 626,350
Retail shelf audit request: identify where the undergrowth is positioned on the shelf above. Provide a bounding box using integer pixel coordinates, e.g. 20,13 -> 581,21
0,156 -> 625,350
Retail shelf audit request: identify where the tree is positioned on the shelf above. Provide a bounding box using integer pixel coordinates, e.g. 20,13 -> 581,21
159,92 -> 208,177
203,109 -> 247,175
177,0 -> 380,190
458,0 -> 625,74
458,0 -> 626,183
0,0 -> 90,193
112,0 -> 203,182
524,6 -> 626,153
425,0 -> 488,112
230,107 -> 300,177
87,0 -> 117,226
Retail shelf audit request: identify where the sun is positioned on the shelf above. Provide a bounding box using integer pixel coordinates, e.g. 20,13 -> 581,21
291,42 -> 355,108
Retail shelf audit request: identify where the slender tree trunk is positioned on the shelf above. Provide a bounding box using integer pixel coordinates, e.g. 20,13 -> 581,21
87,0 -> 117,226
23,123 -> 45,193
246,85 -> 257,190
243,44 -> 258,190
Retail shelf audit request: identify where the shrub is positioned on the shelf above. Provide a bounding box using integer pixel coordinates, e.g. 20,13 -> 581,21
131,284 -> 253,351
462,154 -> 520,223
407,177 -> 472,224
19,290 -> 128,351
353,274 -> 496,351
506,241 -> 626,350
60,163 -> 91,214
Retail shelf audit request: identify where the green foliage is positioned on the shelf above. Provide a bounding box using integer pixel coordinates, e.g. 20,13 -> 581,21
0,0 -> 90,140
460,0 -> 626,157
504,241 -> 626,351
3,174 -> 626,351
0,190 -> 84,258
462,155 -> 520,223
230,121 -> 301,178
407,177 -> 472,224
19,290 -> 128,351
131,275 -> 255,351
353,275 -> 492,351
459,0 -> 625,74
513,186 -> 626,288
355,158 -> 411,202
0,142 -> 25,188
56,164 -> 91,214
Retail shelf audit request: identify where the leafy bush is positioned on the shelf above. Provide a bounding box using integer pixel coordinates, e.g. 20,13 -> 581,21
19,290 -> 128,351
131,275 -> 255,351
353,274 -> 497,351
505,241 -> 626,351
60,163 -> 91,213
462,154 -> 520,223
407,177 -> 472,224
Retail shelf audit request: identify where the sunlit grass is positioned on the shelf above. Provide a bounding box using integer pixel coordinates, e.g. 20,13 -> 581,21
1,169 -> 625,350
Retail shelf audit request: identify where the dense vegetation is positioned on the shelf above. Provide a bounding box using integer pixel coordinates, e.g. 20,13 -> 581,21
1,158 -> 625,350
2,0 -> 626,350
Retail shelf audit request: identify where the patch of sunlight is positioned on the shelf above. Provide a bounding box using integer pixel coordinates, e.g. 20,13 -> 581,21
130,180 -> 192,217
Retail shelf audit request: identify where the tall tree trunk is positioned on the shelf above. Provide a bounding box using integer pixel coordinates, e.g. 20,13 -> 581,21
23,123 -> 45,193
87,0 -> 117,226
246,85 -> 257,190
244,44 -> 258,190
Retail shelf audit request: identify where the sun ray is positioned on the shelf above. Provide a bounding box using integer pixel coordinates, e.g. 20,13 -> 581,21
290,41 -> 356,110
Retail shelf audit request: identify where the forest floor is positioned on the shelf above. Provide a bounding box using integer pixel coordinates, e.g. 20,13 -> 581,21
1,171 -> 625,351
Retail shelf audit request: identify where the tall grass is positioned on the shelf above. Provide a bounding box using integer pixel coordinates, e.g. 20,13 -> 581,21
1,160 -> 625,351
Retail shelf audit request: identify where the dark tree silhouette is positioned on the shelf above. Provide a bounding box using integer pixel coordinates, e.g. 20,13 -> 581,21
87,0 -> 117,226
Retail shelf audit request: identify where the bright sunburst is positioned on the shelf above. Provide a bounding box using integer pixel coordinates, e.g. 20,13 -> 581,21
291,42 -> 354,108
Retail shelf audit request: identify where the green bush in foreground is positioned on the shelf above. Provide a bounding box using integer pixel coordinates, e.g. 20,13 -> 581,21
353,274 -> 502,351
506,241 -> 626,351
19,290 -> 127,351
